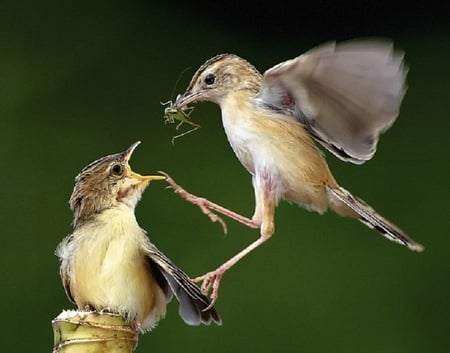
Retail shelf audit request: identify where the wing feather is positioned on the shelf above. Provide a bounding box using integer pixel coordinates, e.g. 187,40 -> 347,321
142,239 -> 221,326
258,39 -> 407,163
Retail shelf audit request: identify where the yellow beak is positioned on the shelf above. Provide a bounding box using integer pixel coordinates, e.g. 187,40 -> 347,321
122,141 -> 166,183
130,171 -> 166,183
131,172 -> 166,183
124,141 -> 142,162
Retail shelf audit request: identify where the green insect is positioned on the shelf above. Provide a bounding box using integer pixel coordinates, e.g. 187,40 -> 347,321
161,100 -> 201,144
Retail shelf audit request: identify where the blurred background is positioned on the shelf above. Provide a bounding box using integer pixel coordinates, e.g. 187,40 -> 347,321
1,0 -> 449,352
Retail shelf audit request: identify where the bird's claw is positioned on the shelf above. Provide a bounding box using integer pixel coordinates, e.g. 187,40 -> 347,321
194,269 -> 224,310
160,171 -> 228,233
195,198 -> 228,234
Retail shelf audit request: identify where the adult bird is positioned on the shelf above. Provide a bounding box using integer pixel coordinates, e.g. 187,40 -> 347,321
170,39 -> 424,303
56,142 -> 221,332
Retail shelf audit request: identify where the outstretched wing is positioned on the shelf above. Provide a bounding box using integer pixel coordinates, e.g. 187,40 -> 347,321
257,39 -> 407,163
142,238 -> 221,326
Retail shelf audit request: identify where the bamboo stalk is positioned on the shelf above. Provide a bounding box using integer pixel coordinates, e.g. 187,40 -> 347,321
52,310 -> 138,353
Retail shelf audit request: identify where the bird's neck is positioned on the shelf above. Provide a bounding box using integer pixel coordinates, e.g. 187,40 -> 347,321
78,205 -> 143,262
73,203 -> 139,235
59,203 -> 144,277
220,89 -> 258,125
218,90 -> 262,174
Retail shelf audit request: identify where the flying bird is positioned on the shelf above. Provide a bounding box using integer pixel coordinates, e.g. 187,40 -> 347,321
170,39 -> 424,304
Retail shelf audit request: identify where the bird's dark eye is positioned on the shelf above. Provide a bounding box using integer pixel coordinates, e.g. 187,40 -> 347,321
204,73 -> 215,86
110,163 -> 124,176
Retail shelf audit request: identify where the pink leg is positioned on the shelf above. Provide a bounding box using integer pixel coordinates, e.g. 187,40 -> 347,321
195,178 -> 277,307
194,231 -> 273,309
160,171 -> 260,233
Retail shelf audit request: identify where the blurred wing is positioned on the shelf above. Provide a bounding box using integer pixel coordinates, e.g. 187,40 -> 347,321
142,239 -> 221,326
258,39 -> 407,163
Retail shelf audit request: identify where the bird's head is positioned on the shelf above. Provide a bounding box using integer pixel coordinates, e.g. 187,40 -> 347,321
175,54 -> 262,108
69,141 -> 165,227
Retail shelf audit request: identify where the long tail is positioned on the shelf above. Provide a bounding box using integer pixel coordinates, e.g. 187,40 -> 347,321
327,186 -> 424,252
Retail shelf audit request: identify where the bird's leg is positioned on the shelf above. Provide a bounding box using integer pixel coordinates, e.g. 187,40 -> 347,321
195,178 -> 277,306
194,232 -> 272,308
160,171 -> 260,233
251,175 -> 263,225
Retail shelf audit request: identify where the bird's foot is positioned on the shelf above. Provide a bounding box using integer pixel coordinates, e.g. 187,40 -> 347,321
160,171 -> 228,233
99,307 -> 113,314
160,171 -> 260,232
194,267 -> 226,309
83,304 -> 96,312
187,196 -> 228,234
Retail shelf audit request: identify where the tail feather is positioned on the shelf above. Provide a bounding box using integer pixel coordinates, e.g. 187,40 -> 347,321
327,186 -> 424,252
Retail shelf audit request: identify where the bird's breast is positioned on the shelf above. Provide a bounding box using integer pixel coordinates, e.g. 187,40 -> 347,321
67,206 -> 166,330
221,96 -> 263,174
220,94 -> 336,211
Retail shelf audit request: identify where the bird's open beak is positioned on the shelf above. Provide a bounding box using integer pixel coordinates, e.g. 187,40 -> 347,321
122,141 -> 166,183
130,172 -> 166,183
174,91 -> 201,109
123,141 -> 142,163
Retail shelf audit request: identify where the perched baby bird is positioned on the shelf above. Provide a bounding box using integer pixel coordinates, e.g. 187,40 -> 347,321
172,39 -> 424,303
56,142 -> 221,332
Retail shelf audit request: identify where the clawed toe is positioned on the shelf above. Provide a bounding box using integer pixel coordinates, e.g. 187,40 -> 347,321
194,269 -> 225,307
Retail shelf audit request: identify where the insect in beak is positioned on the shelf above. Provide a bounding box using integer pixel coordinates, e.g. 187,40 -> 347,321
161,100 -> 201,144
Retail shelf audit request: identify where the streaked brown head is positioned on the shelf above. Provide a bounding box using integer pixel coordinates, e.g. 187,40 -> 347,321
175,54 -> 262,108
70,141 -> 165,227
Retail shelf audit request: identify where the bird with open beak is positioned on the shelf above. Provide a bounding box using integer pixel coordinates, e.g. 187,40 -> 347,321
169,39 -> 424,304
56,141 -> 221,332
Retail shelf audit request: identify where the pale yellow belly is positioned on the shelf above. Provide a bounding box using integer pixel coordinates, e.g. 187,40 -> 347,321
70,236 -> 166,331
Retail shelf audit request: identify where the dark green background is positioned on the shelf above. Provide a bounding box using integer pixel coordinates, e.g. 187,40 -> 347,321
1,1 -> 449,352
